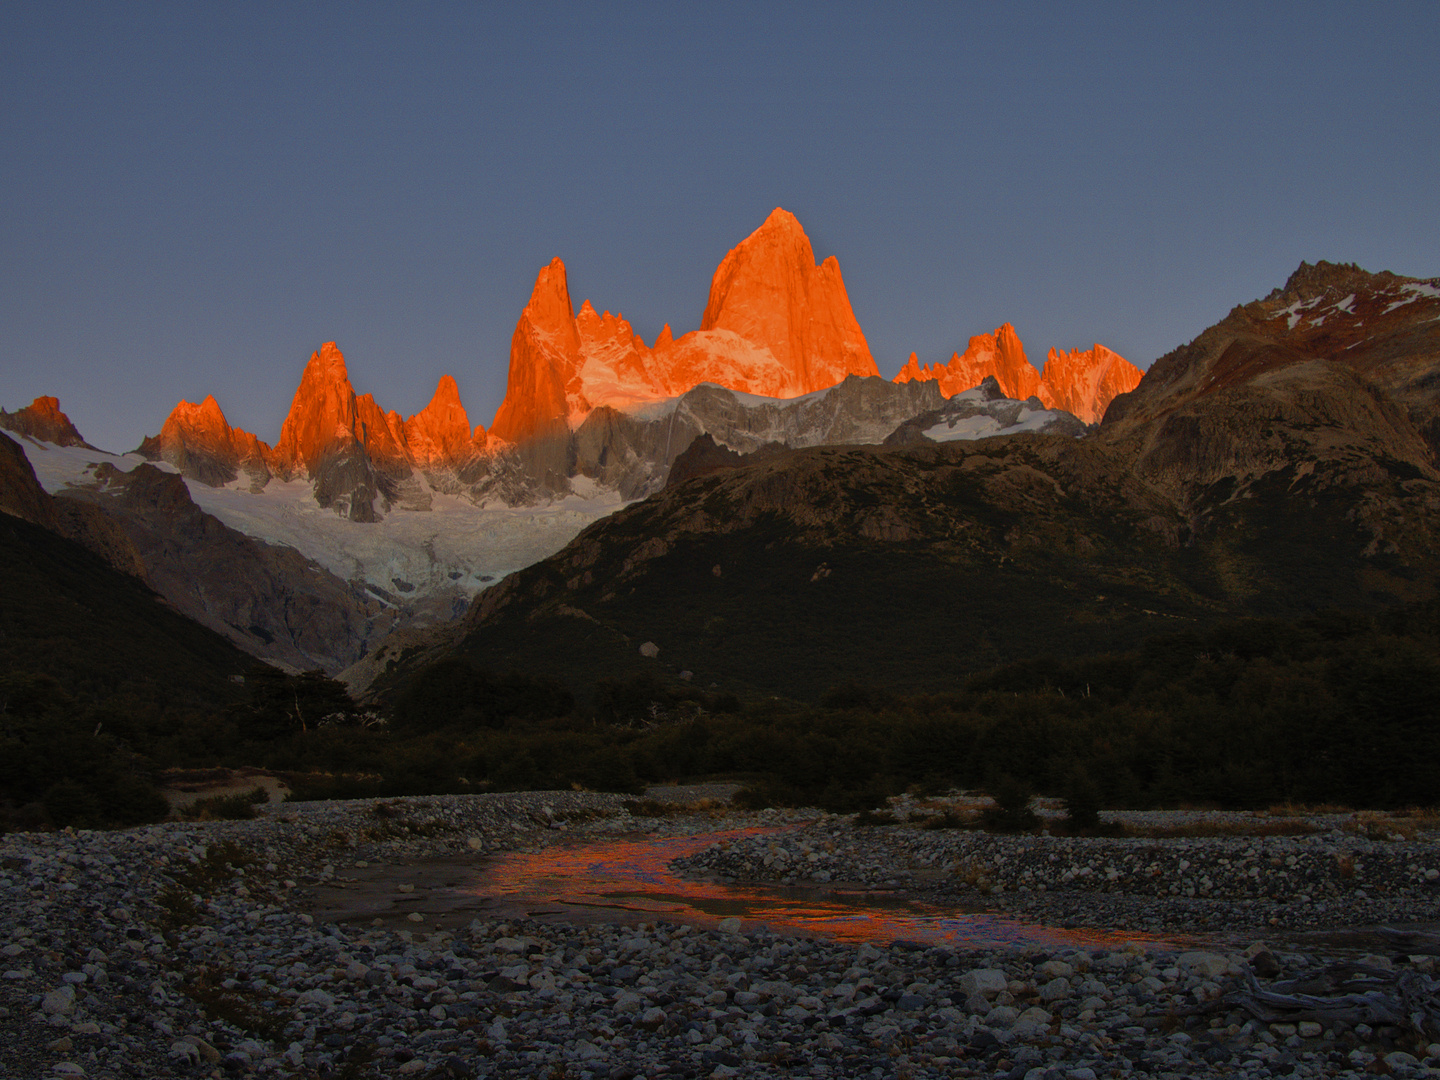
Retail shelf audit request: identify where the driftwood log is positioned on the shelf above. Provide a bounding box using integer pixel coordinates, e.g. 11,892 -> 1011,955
1377,928 -> 1440,959
1224,962 -> 1440,1043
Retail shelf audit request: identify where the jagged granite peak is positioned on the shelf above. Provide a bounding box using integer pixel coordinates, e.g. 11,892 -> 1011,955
0,396 -> 95,449
1038,344 -> 1144,425
488,209 -> 882,445
272,341 -> 364,477
135,394 -> 273,490
894,323 -> 1042,402
697,207 -> 879,392
404,374 -> 484,467
488,259 -> 583,444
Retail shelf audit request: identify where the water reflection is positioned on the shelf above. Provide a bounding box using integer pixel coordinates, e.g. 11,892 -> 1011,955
471,827 -> 1181,951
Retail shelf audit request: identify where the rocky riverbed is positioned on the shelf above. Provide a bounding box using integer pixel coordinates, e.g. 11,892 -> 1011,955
2,790 -> 1438,1079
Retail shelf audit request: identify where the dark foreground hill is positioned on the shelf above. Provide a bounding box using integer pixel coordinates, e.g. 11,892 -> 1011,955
1,433 -> 262,828
361,261 -> 1440,705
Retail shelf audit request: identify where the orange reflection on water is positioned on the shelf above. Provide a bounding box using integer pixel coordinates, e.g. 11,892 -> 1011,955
470,827 -> 1180,951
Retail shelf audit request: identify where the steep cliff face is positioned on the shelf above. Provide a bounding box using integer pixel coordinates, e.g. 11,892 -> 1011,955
893,328 -> 1141,424
404,375 -> 483,468
695,207 -> 878,393
1037,345 -> 1143,424
488,259 -> 582,444
271,342 -> 364,476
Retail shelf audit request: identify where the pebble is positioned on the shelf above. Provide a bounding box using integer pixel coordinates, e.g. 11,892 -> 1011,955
0,789 -> 1436,1078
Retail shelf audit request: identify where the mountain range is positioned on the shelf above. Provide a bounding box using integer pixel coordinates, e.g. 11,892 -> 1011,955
10,209 -> 1434,714
355,260 -> 1440,702
2,209 -> 1137,674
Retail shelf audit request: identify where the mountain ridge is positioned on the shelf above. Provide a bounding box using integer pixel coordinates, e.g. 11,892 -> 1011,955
118,209 -> 1132,521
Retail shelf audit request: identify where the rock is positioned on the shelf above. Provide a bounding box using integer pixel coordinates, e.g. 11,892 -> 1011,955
41,984 -> 76,1016
168,1040 -> 201,1065
639,641 -> 659,658
1036,344 -> 1142,424
893,323 -> 1040,401
294,988 -> 334,1009
1036,959 -> 1074,980
491,209 -> 878,447
985,1004 -> 1020,1027
1039,976 -> 1071,1003
959,969 -> 1010,998
1178,951 -> 1234,978
1248,948 -> 1281,978
717,916 -> 743,934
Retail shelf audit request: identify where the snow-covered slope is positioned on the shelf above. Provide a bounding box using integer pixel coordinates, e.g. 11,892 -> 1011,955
21,439 -> 625,610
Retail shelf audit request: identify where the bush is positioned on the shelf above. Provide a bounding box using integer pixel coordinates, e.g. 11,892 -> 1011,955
983,774 -> 1039,832
1062,768 -> 1103,831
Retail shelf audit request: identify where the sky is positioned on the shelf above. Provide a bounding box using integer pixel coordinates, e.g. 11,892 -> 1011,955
3,3 -> 1438,453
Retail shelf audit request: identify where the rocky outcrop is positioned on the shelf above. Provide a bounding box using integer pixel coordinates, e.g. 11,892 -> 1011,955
405,375 -> 484,469
138,345 -> 483,520
894,327 -> 1140,425
569,375 -> 948,499
894,328 -> 1142,426
0,396 -> 95,449
0,430 -> 61,529
884,377 -> 1089,446
1037,345 -> 1143,424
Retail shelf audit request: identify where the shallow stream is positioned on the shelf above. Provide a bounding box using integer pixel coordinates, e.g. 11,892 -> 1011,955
464,826 -> 1183,951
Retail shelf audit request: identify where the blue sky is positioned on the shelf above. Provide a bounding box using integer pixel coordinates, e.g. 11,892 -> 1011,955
3,2 -> 1437,452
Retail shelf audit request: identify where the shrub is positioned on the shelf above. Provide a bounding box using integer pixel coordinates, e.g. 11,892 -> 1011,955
983,774 -> 1039,832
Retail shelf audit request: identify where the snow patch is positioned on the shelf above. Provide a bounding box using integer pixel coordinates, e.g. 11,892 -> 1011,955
1383,282 -> 1440,314
922,406 -> 1057,443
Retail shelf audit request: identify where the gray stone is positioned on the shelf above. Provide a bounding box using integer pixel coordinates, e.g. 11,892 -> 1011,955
959,968 -> 1009,998
41,984 -> 76,1016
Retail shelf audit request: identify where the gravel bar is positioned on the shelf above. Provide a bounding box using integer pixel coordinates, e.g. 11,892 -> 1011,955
3,790 -> 1439,1079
